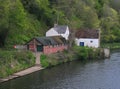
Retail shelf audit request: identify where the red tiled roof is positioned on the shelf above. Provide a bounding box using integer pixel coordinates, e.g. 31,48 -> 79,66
75,29 -> 99,39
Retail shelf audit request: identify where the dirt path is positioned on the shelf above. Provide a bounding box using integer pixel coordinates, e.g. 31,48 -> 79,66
34,52 -> 41,65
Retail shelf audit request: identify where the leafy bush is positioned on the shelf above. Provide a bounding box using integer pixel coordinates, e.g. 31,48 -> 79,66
73,46 -> 103,60
40,46 -> 104,68
40,54 -> 49,68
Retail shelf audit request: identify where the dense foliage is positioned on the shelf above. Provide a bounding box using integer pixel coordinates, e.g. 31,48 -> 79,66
101,43 -> 120,49
0,50 -> 35,77
0,0 -> 120,47
40,46 -> 104,68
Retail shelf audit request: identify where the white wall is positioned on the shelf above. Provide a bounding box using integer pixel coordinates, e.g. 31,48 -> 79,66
75,38 -> 99,48
46,26 -> 70,40
46,28 -> 59,37
61,27 -> 69,40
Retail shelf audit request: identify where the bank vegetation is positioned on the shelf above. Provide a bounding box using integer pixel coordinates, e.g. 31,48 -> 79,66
40,46 -> 104,68
0,50 -> 35,78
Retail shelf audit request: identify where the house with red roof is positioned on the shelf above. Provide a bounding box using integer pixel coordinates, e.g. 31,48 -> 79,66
75,29 -> 100,48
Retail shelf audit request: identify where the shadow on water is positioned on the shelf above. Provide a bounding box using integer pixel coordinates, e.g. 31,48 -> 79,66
0,49 -> 120,89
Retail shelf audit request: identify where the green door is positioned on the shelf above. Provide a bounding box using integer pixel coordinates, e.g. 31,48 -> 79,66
37,45 -> 43,52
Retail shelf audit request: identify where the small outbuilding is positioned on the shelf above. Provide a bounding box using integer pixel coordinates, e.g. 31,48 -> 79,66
26,36 -> 68,54
46,25 -> 70,40
75,29 -> 100,48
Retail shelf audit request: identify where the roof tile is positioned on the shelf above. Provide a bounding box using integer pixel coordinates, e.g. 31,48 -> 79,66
75,29 -> 99,39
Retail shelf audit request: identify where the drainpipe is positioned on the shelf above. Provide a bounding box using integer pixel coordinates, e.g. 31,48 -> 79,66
98,28 -> 101,48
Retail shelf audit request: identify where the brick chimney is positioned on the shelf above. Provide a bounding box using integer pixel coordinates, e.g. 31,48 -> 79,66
54,23 -> 58,27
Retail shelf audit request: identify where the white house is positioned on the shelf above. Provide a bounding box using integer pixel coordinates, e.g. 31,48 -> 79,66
46,25 -> 70,40
75,29 -> 100,48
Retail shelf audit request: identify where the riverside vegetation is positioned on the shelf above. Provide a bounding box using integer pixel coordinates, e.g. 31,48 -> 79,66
101,43 -> 120,49
40,46 -> 104,68
0,50 -> 35,78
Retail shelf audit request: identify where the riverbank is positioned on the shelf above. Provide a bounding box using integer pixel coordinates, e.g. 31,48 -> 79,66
0,66 -> 44,83
40,46 -> 106,68
0,46 -> 109,83
0,50 -> 35,78
0,52 -> 43,83
0,50 -> 118,89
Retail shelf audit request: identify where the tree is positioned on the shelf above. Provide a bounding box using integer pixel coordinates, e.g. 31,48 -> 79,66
0,0 -> 10,46
21,0 -> 55,26
101,4 -> 120,42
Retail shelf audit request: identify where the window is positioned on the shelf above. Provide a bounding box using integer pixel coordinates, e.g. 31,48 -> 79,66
90,41 -> 93,43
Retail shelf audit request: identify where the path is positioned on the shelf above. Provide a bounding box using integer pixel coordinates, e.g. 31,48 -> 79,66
0,52 -> 43,83
34,52 -> 41,66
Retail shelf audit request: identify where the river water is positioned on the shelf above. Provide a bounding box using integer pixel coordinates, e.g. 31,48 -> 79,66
0,49 -> 120,89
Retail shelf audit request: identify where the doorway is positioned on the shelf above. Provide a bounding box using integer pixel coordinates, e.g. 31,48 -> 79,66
37,45 -> 43,52
80,42 -> 84,46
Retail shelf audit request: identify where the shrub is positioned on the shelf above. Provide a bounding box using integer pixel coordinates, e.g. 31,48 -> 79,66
40,46 -> 104,69
40,54 -> 49,68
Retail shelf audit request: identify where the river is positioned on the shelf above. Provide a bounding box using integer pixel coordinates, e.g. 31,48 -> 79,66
0,49 -> 120,89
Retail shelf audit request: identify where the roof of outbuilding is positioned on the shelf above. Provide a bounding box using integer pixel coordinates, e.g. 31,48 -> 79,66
52,36 -> 67,44
35,36 -> 67,46
75,29 -> 99,39
36,37 -> 57,46
53,25 -> 68,34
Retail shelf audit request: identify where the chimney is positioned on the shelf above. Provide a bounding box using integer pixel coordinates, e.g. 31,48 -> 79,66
98,28 -> 101,47
54,23 -> 58,27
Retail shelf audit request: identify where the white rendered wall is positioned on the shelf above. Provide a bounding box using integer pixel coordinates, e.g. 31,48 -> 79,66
46,28 -> 59,37
46,27 -> 70,40
61,27 -> 69,40
75,38 -> 99,48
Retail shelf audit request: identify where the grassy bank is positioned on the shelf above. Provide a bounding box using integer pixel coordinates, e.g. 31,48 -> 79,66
0,50 -> 35,78
40,46 -> 104,68
101,43 -> 120,49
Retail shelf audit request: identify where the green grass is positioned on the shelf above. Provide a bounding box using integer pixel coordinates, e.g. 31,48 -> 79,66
0,50 -> 35,78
